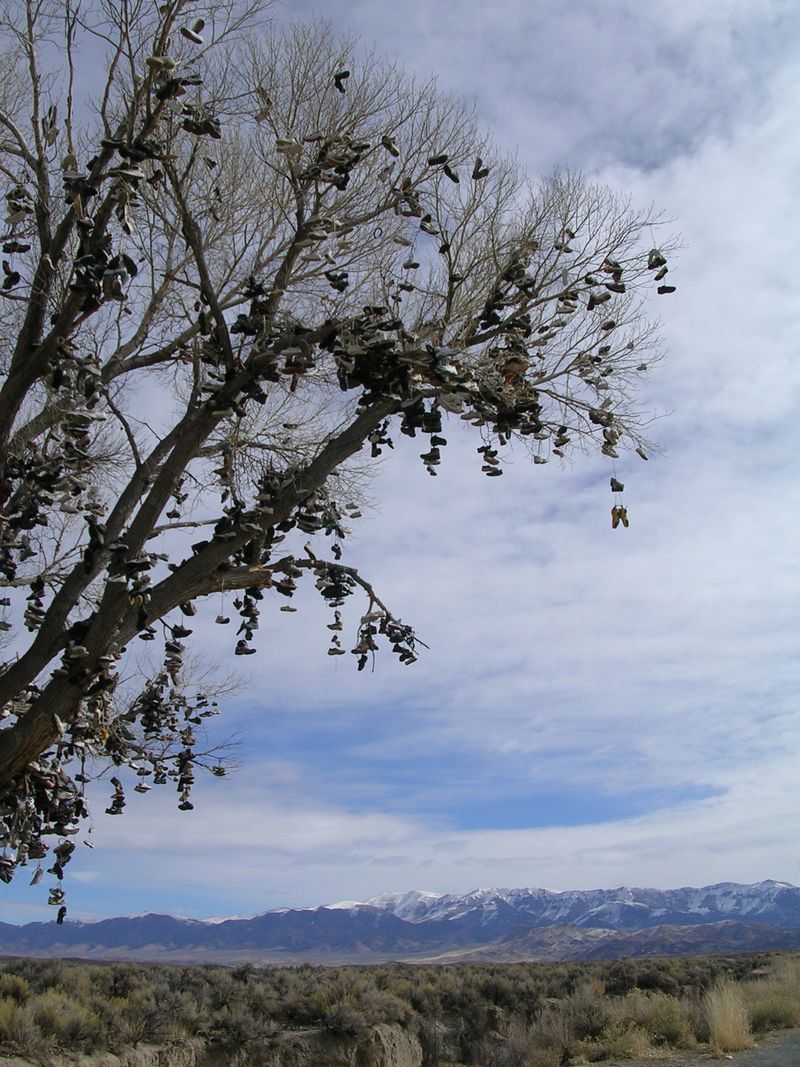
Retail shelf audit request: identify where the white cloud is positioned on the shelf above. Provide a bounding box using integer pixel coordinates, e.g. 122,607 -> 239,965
51,743 -> 799,919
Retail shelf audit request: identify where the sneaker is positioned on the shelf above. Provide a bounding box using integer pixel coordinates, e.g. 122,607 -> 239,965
275,138 -> 303,157
180,19 -> 204,44
381,134 -> 400,157
587,290 -> 610,310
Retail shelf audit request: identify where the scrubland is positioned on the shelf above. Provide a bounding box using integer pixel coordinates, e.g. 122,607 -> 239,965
0,951 -> 798,1064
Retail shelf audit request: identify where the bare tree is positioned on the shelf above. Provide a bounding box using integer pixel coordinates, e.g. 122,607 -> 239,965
0,0 -> 677,903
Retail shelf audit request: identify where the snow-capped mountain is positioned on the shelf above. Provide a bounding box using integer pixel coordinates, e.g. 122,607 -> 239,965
330,880 -> 800,930
2,881 -> 798,964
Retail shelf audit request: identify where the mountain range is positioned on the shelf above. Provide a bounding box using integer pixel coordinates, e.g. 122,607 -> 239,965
2,880 -> 799,964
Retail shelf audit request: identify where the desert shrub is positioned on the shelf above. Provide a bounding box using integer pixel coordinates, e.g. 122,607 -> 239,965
0,974 -> 30,1003
28,989 -> 105,1051
627,990 -> 694,1047
681,990 -> 708,1043
0,997 -> 22,1043
526,1051 -> 561,1067
543,964 -> 581,999
82,994 -> 134,1049
0,949 -> 798,1059
280,986 -> 331,1026
58,1004 -> 106,1050
323,1000 -> 370,1038
164,992 -> 211,1035
230,963 -> 257,984
450,1015 -> 484,1064
564,981 -> 610,1040
479,974 -> 520,1013
418,1018 -> 448,1067
636,961 -> 680,995
210,1005 -> 262,1052
602,1025 -> 653,1059
474,1023 -> 530,1067
646,994 -> 695,1047
528,1004 -> 575,1062
0,998 -> 46,1054
408,981 -> 441,1018
109,995 -> 160,1046
121,988 -> 176,1044
245,984 -> 282,1022
602,958 -> 636,996
704,980 -> 753,1054
359,988 -> 413,1027
44,962 -> 71,993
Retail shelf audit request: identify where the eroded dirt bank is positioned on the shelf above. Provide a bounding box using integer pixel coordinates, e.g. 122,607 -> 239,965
2,1026 -> 800,1067
0,1023 -> 423,1067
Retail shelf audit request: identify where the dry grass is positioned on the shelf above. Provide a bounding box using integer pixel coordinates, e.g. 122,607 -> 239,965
704,980 -> 754,1055
743,957 -> 800,1033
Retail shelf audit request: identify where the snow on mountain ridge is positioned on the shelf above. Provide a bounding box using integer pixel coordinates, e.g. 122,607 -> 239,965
333,881 -> 799,925
363,890 -> 444,920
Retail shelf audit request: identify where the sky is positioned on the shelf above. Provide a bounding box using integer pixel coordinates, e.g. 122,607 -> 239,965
2,0 -> 800,923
